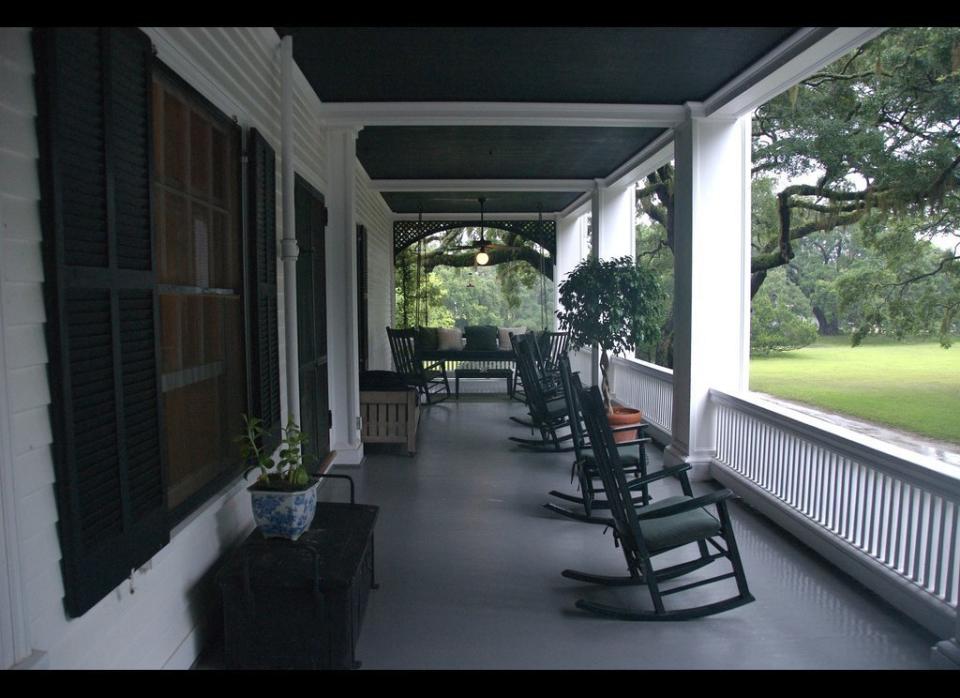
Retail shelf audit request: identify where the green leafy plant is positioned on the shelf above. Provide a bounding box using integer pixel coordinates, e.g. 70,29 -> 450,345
238,415 -> 312,489
556,255 -> 664,410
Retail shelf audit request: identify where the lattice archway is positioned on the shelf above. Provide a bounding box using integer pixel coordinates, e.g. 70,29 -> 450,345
393,219 -> 556,259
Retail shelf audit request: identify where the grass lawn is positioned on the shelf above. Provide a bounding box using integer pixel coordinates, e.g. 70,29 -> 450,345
749,335 -> 960,446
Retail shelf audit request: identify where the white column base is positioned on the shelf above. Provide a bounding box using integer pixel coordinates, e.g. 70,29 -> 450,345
663,443 -> 713,482
332,443 -> 365,467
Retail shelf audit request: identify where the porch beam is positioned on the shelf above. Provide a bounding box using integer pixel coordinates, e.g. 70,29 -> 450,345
370,179 -> 595,193
706,27 -> 886,118
318,102 -> 687,128
666,104 -> 752,480
392,211 -> 559,221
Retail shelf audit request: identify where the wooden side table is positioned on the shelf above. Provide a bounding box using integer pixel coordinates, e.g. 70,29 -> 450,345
218,502 -> 379,669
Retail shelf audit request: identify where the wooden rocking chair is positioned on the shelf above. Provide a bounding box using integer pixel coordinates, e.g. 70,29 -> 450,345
386,327 -> 451,405
507,332 -> 574,452
562,383 -> 755,620
512,330 -> 568,401
544,355 -> 658,523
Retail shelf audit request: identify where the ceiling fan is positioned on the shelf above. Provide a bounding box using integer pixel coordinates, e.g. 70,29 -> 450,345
448,197 -> 503,265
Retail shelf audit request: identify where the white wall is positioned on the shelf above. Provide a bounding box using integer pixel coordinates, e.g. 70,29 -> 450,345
356,165 -> 394,371
1,28 -> 51,668
0,26 -> 396,670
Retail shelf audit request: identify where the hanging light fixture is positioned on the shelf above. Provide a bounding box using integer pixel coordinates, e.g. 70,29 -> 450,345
475,197 -> 490,266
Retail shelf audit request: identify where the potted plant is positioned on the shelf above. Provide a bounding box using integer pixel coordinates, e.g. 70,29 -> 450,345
556,255 -> 664,439
239,415 -> 319,541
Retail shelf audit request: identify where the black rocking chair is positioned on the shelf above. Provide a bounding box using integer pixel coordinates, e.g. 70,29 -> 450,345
386,327 -> 451,405
512,330 -> 569,401
507,332 -> 574,452
562,383 -> 755,620
544,355 -> 657,523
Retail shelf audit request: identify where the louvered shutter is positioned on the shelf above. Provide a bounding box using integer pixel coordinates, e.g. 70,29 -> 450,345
33,27 -> 168,618
246,129 -> 282,452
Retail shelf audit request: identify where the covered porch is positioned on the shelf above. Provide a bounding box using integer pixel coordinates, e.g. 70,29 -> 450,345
202,395 -> 936,669
2,25 -> 957,670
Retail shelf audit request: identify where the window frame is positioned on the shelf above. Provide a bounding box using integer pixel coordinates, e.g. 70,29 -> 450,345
150,60 -> 253,527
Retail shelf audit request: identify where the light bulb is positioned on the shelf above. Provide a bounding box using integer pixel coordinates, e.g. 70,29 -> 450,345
475,250 -> 489,266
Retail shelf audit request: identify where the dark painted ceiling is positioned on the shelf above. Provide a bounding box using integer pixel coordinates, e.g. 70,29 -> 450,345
357,126 -> 664,181
276,27 -> 803,215
276,27 -> 797,104
382,191 -> 583,215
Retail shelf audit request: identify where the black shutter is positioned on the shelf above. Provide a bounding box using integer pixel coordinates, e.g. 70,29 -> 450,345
33,27 -> 168,618
246,129 -> 282,452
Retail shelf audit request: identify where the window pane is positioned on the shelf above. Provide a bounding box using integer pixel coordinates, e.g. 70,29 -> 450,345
153,72 -> 245,514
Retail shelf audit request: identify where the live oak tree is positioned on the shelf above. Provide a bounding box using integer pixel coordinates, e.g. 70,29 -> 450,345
636,27 -> 960,356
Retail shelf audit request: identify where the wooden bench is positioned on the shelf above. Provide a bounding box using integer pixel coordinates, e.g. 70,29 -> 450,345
359,388 -> 420,455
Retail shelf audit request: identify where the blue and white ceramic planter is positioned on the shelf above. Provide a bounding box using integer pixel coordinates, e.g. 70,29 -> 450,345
249,478 -> 319,541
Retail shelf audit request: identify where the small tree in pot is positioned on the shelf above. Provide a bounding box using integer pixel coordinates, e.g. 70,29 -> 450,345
556,255 -> 664,412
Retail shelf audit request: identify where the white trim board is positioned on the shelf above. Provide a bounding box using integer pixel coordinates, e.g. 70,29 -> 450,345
318,102 -> 686,128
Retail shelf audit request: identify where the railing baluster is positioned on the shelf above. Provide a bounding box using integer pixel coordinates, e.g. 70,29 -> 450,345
884,478 -> 903,569
913,490 -> 933,586
946,504 -> 958,605
934,497 -> 947,597
923,493 -> 937,590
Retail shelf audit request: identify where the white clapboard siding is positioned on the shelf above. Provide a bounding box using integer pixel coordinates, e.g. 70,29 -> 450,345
356,165 -> 395,371
0,25 -> 349,669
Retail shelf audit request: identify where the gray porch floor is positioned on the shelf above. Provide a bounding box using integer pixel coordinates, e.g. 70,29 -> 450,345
327,394 -> 937,670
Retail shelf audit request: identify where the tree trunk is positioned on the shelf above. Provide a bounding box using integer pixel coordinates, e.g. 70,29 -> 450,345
599,348 -> 611,413
812,306 -> 839,335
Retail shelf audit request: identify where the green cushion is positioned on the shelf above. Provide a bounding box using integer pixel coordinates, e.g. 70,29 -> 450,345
584,449 -> 640,468
418,326 -> 439,352
464,325 -> 499,351
637,498 -> 721,553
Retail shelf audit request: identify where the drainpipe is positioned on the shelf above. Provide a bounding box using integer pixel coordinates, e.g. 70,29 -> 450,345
280,35 -> 300,426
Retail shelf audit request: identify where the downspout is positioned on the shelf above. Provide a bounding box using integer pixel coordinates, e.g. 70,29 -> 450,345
280,35 -> 300,426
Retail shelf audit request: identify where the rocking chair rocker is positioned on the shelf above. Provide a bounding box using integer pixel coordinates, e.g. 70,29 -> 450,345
562,384 -> 755,620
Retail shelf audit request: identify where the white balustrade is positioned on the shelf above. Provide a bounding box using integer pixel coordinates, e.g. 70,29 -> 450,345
711,388 -> 960,638
609,356 -> 674,438
602,355 -> 960,638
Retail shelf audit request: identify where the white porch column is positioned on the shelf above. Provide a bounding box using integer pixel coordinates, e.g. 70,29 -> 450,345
326,127 -> 364,465
597,181 -> 635,261
666,105 -> 752,480
555,214 -> 581,305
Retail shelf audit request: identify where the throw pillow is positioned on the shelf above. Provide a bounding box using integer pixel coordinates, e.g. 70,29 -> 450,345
417,326 -> 439,352
464,325 -> 499,352
437,327 -> 464,351
498,326 -> 526,350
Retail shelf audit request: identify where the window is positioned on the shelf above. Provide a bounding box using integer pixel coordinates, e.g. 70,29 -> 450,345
34,27 -> 281,616
151,68 -> 246,515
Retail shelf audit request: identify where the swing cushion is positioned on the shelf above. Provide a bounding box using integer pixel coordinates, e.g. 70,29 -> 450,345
498,327 -> 526,349
437,327 -> 464,351
417,326 -> 439,352
464,325 -> 499,352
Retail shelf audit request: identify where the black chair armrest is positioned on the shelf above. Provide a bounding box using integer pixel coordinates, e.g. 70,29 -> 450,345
624,463 -> 691,490
634,488 -> 735,520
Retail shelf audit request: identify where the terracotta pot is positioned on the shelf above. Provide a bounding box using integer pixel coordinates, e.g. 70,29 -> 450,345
608,406 -> 643,443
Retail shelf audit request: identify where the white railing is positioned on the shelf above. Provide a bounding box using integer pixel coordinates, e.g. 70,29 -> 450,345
711,388 -> 960,638
568,349 -> 595,385
610,356 -> 673,439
